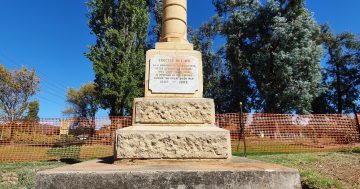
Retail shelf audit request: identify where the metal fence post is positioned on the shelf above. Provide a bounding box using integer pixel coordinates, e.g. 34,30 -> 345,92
353,102 -> 360,140
236,103 -> 242,152
237,102 -> 247,157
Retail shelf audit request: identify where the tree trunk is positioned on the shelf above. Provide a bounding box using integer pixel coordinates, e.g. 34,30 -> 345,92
0,125 -> 3,140
9,121 -> 15,144
109,116 -> 119,146
266,99 -> 276,113
335,65 -> 343,114
90,117 -> 96,137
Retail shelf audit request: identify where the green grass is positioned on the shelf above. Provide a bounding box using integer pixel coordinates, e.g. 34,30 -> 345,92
0,145 -> 113,162
300,171 -> 346,189
0,161 -> 66,189
230,139 -> 347,154
232,151 -> 302,157
241,152 -> 360,189
352,146 -> 360,153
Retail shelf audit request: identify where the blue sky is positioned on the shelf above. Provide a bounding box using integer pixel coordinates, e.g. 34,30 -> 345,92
0,1 -> 359,118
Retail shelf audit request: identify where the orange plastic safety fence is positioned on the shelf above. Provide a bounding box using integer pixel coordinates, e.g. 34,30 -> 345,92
0,117 -> 131,162
217,113 -> 360,153
0,114 -> 359,162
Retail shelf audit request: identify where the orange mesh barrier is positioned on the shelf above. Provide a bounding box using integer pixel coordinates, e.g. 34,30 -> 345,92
217,113 -> 360,153
0,117 -> 131,162
0,114 -> 359,162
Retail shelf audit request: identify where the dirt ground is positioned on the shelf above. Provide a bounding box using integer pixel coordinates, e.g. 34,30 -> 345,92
302,153 -> 360,188
249,152 -> 360,189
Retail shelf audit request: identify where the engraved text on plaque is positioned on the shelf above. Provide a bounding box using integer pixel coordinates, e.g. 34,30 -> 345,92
149,55 -> 199,93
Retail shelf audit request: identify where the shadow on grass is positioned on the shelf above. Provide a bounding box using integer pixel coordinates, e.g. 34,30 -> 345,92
59,158 -> 82,164
98,156 -> 114,164
46,156 -> 114,165
46,158 -> 81,164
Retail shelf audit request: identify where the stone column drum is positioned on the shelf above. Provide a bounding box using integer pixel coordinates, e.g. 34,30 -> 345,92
161,0 -> 188,43
114,0 -> 232,160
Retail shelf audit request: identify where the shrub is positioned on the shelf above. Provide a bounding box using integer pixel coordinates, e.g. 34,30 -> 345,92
338,148 -> 353,153
352,147 -> 360,153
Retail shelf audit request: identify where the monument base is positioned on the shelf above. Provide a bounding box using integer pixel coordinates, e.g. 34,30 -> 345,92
36,157 -> 301,189
115,126 -> 232,160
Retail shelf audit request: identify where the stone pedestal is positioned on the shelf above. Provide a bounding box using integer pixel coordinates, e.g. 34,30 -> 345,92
115,126 -> 231,159
36,157 -> 302,189
114,38 -> 233,160
115,98 -> 232,160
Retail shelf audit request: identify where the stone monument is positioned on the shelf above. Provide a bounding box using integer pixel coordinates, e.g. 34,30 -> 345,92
36,1 -> 301,188
114,0 -> 231,160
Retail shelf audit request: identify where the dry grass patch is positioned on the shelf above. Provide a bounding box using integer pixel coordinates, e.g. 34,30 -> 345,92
246,152 -> 360,189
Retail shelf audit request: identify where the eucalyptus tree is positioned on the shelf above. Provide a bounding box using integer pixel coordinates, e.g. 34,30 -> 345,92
213,0 -> 323,114
316,26 -> 360,114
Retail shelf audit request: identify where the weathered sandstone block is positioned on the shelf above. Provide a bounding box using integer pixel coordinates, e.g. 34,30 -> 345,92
133,98 -> 215,125
36,157 -> 301,189
115,126 -> 231,159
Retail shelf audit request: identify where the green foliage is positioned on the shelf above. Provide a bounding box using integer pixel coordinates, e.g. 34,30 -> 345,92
352,147 -> 360,153
64,83 -> 99,136
213,0 -> 323,114
63,82 -> 99,119
148,0 -> 162,45
0,64 -> 40,121
190,17 -> 232,113
25,100 -> 40,121
47,135 -> 84,160
338,147 -> 353,153
339,146 -> 360,154
313,25 -> 360,114
86,0 -> 149,116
